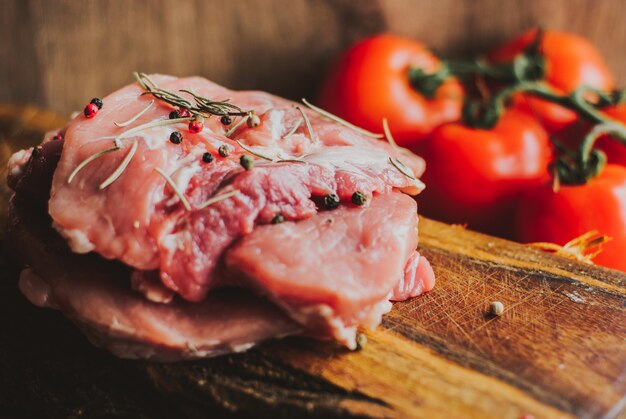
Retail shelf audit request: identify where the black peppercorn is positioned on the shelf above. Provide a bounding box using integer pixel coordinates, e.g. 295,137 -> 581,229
90,97 -> 103,110
351,191 -> 367,206
31,146 -> 42,158
324,193 -> 340,210
169,131 -> 183,144
218,145 -> 231,157
169,110 -> 181,119
240,154 -> 254,171
271,214 -> 285,224
220,115 -> 232,125
202,152 -> 214,163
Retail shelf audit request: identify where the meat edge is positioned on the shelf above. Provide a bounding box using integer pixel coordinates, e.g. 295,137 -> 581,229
7,197 -> 301,362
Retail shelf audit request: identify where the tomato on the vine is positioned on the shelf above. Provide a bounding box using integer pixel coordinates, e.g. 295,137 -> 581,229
596,105 -> 626,166
417,110 -> 553,238
487,29 -> 615,135
317,34 -> 463,147
515,164 -> 626,272
559,105 -> 626,167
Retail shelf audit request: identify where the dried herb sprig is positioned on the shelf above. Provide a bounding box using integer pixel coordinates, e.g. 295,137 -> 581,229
301,98 -> 383,138
67,145 -> 120,184
389,157 -> 417,180
382,117 -> 399,149
179,89 -> 247,117
136,73 -> 192,108
68,118 -> 190,185
198,189 -> 241,209
296,106 -> 319,145
224,115 -> 250,137
114,117 -> 191,147
236,140 -> 274,161
154,167 -> 191,211
114,100 -> 155,127
277,158 -> 307,164
134,72 -> 248,118
283,118 -> 303,139
99,141 -> 138,190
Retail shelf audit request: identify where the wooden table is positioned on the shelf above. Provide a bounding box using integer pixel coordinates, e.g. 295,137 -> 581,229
1,106 -> 625,418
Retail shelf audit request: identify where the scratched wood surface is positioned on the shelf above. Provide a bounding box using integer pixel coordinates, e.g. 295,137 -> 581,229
1,107 -> 626,419
2,0 -> 626,116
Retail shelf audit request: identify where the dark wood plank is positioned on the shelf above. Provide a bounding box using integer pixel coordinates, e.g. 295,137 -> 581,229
1,0 -> 625,116
1,106 -> 625,418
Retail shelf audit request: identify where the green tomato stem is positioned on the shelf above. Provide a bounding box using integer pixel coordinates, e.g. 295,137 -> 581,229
580,121 -> 626,167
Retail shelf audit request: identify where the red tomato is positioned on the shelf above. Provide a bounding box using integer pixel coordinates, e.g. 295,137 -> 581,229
515,164 -> 626,272
488,29 -> 615,135
317,34 -> 463,147
417,110 -> 553,238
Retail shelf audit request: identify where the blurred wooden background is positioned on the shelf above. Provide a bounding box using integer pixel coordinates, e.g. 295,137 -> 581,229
1,0 -> 625,116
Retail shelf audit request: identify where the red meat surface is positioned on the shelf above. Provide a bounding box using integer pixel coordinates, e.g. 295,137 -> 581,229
8,74 -> 435,358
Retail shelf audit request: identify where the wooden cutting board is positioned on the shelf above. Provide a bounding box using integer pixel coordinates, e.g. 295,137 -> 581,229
1,106 -> 625,419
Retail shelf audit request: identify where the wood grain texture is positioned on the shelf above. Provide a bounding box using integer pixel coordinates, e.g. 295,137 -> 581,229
1,0 -> 625,116
1,106 -> 625,418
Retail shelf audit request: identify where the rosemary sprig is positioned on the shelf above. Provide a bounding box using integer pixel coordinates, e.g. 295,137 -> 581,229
114,100 -> 155,127
283,118 -> 303,138
114,117 -> 191,147
180,89 -> 247,117
67,145 -> 120,184
296,106 -> 319,144
134,72 -> 248,118
301,98 -> 383,138
99,141 -> 138,190
197,189 -> 241,209
69,118 -> 189,185
235,140 -> 274,161
278,158 -> 307,164
382,118 -> 399,149
224,115 -> 250,137
154,167 -> 191,211
389,157 -> 418,181
135,72 -> 192,108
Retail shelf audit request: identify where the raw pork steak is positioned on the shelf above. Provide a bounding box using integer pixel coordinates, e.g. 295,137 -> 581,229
8,74 -> 435,358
